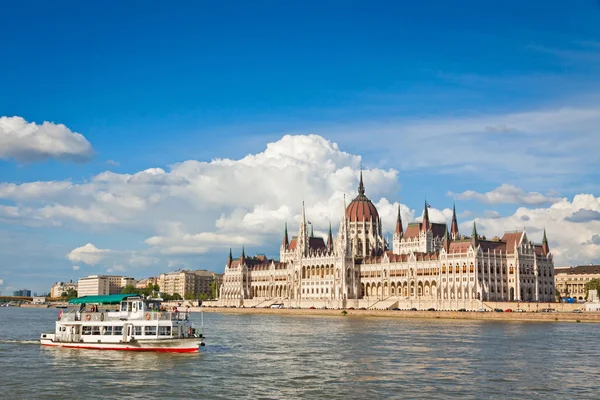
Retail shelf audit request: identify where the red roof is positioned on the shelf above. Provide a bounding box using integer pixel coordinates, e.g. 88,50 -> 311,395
448,241 -> 472,253
346,197 -> 379,222
404,223 -> 421,239
501,232 -> 523,254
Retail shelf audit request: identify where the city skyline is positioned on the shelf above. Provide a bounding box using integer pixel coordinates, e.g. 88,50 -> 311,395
1,1 -> 600,294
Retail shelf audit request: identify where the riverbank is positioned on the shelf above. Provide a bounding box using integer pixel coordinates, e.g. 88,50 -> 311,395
196,306 -> 600,323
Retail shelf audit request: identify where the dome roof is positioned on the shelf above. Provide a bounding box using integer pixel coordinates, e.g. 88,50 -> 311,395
345,171 -> 379,222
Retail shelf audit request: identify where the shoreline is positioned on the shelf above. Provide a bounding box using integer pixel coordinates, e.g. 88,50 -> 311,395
196,306 -> 600,323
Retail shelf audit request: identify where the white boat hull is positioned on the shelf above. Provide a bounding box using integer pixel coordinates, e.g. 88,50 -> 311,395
40,334 -> 203,353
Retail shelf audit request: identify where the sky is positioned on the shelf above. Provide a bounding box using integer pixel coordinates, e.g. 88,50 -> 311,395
1,0 -> 600,295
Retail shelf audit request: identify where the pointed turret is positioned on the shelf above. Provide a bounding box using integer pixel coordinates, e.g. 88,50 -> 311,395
542,228 -> 550,255
471,221 -> 479,247
310,223 -> 314,238
241,246 -> 246,264
227,247 -> 233,267
451,203 -> 459,239
282,222 -> 289,248
358,166 -> 365,198
297,202 -> 308,256
443,228 -> 451,252
421,200 -> 430,232
395,205 -> 403,237
327,221 -> 333,251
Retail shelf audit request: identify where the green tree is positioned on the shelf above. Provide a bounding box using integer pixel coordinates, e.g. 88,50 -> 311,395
121,285 -> 141,295
209,281 -> 219,299
585,279 -> 600,299
60,288 -> 78,300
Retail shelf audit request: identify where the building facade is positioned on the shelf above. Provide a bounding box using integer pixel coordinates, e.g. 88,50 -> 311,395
159,270 -> 223,299
220,173 -> 556,309
77,275 -> 136,297
136,277 -> 158,290
50,280 -> 78,298
555,265 -> 600,300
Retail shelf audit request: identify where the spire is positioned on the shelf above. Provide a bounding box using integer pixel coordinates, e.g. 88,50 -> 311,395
471,221 -> 478,238
443,228 -> 450,252
422,199 -> 430,232
471,221 -> 479,247
542,228 -> 549,254
310,223 -> 314,238
395,204 -> 403,237
241,246 -> 246,263
298,202 -> 308,256
227,247 -> 233,267
451,203 -> 459,239
327,221 -> 333,251
282,222 -> 289,248
358,166 -> 365,197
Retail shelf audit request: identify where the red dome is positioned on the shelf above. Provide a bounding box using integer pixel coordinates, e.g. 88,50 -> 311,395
345,170 -> 379,222
346,197 -> 379,222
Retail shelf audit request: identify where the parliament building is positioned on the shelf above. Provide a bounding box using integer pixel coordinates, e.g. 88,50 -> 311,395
219,173 -> 555,310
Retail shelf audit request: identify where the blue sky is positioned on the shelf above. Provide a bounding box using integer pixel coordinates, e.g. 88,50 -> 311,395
1,1 -> 600,294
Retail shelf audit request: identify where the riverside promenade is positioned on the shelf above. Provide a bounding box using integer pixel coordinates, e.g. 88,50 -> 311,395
194,306 -> 600,323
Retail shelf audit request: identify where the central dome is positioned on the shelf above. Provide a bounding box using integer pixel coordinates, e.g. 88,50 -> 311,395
345,171 -> 379,222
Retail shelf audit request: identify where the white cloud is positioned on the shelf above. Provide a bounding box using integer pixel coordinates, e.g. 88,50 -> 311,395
449,184 -> 563,206
470,194 -> 600,266
106,159 -> 120,166
0,116 -> 93,163
326,106 -> 600,185
1,135 -> 401,253
0,278 -> 4,286
3,133 -> 598,275
72,265 -> 80,271
67,243 -> 110,265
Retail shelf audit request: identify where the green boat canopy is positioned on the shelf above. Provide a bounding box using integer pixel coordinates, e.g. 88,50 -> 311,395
69,294 -> 140,305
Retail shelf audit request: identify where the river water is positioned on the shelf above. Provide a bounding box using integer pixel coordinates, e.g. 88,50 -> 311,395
1,307 -> 598,399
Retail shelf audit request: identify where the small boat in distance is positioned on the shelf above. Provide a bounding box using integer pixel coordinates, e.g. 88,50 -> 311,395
40,294 -> 204,353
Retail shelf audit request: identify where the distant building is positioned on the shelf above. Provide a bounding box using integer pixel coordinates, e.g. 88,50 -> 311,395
159,270 -> 223,299
77,275 -> 136,297
13,289 -> 31,297
555,265 -> 600,300
32,296 -> 46,304
136,277 -> 158,289
50,280 -> 78,298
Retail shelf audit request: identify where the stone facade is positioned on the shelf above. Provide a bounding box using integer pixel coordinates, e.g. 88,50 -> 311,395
219,174 -> 555,309
555,265 -> 600,300
159,270 -> 223,299
50,280 -> 78,298
77,275 -> 136,297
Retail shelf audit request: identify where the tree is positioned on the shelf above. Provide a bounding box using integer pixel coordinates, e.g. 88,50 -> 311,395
585,279 -> 600,300
121,285 -> 141,295
61,288 -> 78,300
209,281 -> 219,299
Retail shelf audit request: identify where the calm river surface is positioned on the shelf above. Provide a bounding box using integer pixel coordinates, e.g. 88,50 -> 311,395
1,307 -> 599,399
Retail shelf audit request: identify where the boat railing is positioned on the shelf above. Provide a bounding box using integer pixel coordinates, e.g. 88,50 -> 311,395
58,310 -> 192,322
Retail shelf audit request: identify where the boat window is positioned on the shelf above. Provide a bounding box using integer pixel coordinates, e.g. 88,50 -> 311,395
128,302 -> 133,312
144,326 -> 157,336
134,326 -> 142,336
132,302 -> 137,312
172,326 -> 179,337
121,302 -> 127,312
113,326 -> 123,336
159,326 -> 171,336
138,302 -> 143,311
82,326 -> 92,335
103,326 -> 113,335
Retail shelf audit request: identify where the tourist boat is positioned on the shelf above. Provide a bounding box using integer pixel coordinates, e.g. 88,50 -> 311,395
40,294 -> 204,353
